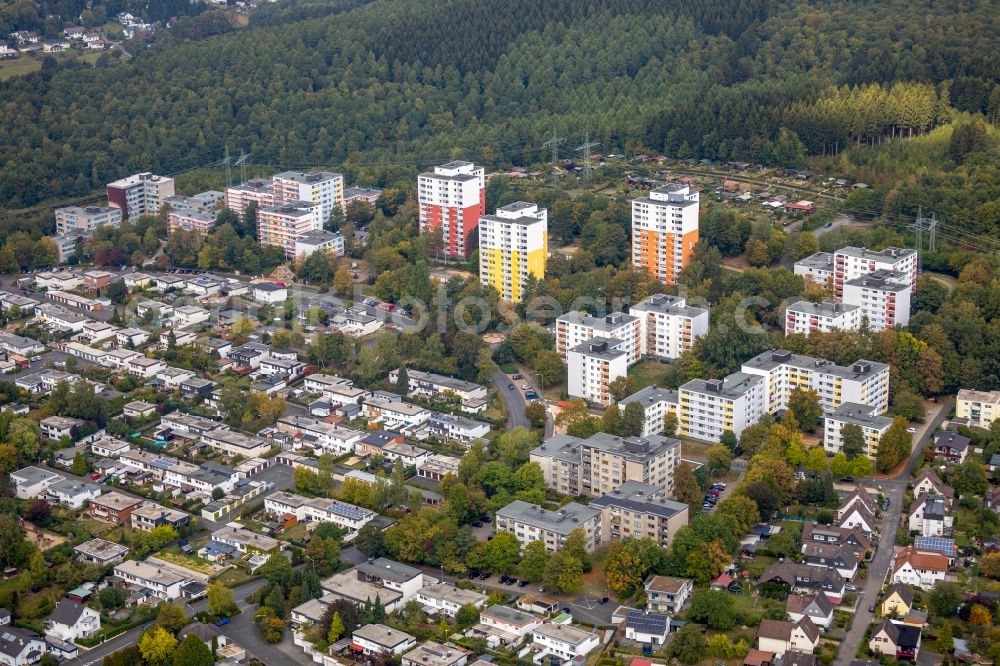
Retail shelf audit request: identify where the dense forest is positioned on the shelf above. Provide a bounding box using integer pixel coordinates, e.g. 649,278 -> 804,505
1,0 -> 999,215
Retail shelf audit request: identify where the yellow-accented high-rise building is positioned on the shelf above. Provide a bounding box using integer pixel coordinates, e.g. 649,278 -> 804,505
478,202 -> 547,302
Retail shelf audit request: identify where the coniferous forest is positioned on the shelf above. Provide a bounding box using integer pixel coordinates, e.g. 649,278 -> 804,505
0,0 -> 998,214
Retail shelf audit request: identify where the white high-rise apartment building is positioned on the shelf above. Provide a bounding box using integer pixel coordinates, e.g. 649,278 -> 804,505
842,269 -> 912,330
741,350 -> 890,415
556,311 -> 640,364
618,386 -> 679,438
417,161 -> 485,259
631,184 -> 700,285
833,246 -> 917,296
631,293 -> 710,360
107,173 -> 175,221
478,202 -> 548,302
55,206 -> 123,235
257,201 -> 322,258
271,171 -> 344,226
567,337 -> 630,407
784,300 -> 862,335
678,373 -> 766,443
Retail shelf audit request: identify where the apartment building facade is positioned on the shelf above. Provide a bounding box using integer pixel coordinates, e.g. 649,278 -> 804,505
741,350 -> 890,415
567,337 -> 630,406
257,201 -> 322,257
55,206 -> 122,235
842,269 -> 912,330
271,171 -> 344,224
495,500 -> 602,553
618,386 -> 680,438
106,172 -> 175,221
590,481 -> 689,548
823,402 -> 893,459
677,373 -> 765,443
956,388 -> 1000,428
478,201 -> 547,302
631,293 -> 709,360
631,184 -> 699,285
556,311 -> 640,363
417,161 -> 485,259
784,300 -> 862,335
167,209 -> 217,237
530,432 -> 680,498
833,246 -> 918,296
793,251 -> 835,286
224,179 -> 276,216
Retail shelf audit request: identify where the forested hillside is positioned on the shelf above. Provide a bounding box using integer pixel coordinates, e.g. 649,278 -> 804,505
0,0 -> 998,210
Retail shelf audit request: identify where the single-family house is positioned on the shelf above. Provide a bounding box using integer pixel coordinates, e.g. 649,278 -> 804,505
785,592 -> 835,631
644,575 -> 693,615
934,431 -> 970,464
880,583 -> 913,618
46,598 -> 100,643
756,618 -> 819,658
869,620 -> 921,660
892,546 -> 947,590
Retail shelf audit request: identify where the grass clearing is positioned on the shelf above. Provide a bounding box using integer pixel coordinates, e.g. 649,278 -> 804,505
628,359 -> 671,391
0,57 -> 40,80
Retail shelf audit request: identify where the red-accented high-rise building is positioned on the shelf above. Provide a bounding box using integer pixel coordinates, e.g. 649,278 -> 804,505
417,161 -> 485,259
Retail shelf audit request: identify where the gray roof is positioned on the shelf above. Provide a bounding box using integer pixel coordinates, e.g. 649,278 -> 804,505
178,622 -> 221,642
402,369 -> 484,395
273,170 -> 342,184
559,310 -> 637,332
583,432 -> 679,462
681,372 -> 763,399
827,402 -> 892,430
0,626 -> 41,658
742,349 -> 888,381
481,604 -> 536,626
590,481 -> 687,519
297,229 -> 343,245
795,251 -> 834,271
353,623 -> 415,648
49,599 -> 88,627
618,386 -> 678,409
357,557 -> 422,584
935,431 -> 970,452
844,269 -> 910,292
531,434 -> 582,464
836,246 -> 915,261
497,500 -> 600,534
786,299 -> 860,317
11,466 -> 61,486
568,336 -> 628,361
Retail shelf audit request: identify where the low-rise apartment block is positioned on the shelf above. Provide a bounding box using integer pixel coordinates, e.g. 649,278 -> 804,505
618,386 -> 679,438
495,500 -> 602,553
415,583 -> 487,617
956,388 -> 1000,429
644,575 -> 694,614
784,299 -> 862,335
530,623 -> 600,665
294,229 -> 345,258
167,209 -> 217,236
823,402 -> 893,459
389,368 -> 487,403
264,491 -> 375,538
55,205 -> 123,235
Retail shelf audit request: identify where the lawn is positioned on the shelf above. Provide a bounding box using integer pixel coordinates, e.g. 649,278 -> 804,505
628,359 -> 672,391
216,567 -> 256,587
156,551 -> 218,576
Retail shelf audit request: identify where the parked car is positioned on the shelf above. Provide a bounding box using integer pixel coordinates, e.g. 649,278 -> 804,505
479,573 -> 490,580
517,580 -> 529,587
216,617 -> 230,627
468,571 -> 480,579
512,374 -> 523,380
907,427 -> 917,433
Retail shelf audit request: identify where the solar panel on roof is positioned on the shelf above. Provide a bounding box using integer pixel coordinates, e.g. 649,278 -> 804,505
915,535 -> 957,555
626,610 -> 667,634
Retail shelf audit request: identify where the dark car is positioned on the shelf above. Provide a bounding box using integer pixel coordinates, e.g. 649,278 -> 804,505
472,521 -> 483,528
468,571 -> 480,579
839,476 -> 855,483
600,597 -> 609,604
562,607 -> 572,614
508,384 -> 515,389
479,572 -> 490,580
518,580 -> 529,587
506,578 -> 517,586
499,575 -> 509,584
512,374 -> 523,380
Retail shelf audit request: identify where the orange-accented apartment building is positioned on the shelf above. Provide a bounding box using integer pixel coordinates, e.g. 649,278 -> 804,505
631,184 -> 699,285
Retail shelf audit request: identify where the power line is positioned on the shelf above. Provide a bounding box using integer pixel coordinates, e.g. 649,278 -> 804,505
575,132 -> 600,182
542,129 -> 566,184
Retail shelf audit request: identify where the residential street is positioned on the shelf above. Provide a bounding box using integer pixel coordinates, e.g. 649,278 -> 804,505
492,370 -> 529,429
833,397 -> 953,666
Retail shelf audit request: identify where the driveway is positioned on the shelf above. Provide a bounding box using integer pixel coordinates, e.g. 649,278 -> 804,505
833,397 -> 953,666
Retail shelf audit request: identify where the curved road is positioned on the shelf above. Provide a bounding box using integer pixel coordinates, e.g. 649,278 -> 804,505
491,371 -> 554,437
833,396 -> 954,666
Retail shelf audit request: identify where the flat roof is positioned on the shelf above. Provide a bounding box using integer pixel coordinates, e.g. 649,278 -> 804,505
497,500 -> 600,533
794,251 -> 834,270
618,386 -> 678,408
357,557 -> 422,583
742,349 -> 889,381
568,336 -> 628,361
590,481 -> 687,519
353,623 -> 416,648
559,310 -> 637,331
827,402 -> 892,430
786,300 -> 860,317
836,246 -> 915,261
419,583 -> 486,607
681,372 -> 763,399
532,622 -> 597,646
844,269 -> 910,292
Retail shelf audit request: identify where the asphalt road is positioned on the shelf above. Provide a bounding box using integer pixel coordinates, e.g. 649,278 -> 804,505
492,370 -> 529,430
833,397 -> 953,666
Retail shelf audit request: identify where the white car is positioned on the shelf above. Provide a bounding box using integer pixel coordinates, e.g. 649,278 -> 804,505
30,356 -> 41,362
907,427 -> 917,433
